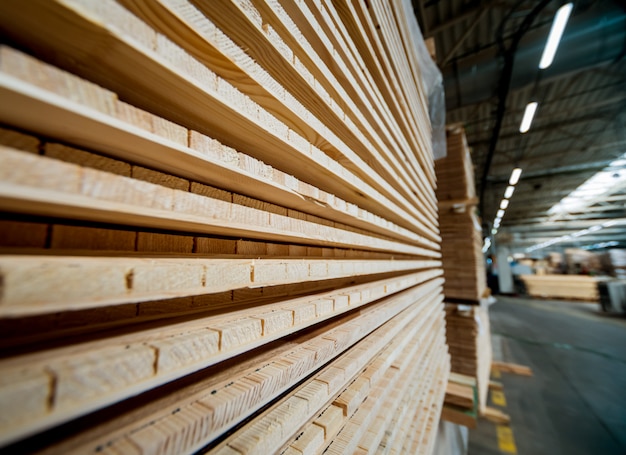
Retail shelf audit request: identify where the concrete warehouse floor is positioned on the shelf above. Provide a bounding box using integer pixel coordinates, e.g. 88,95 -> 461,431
468,296 -> 626,455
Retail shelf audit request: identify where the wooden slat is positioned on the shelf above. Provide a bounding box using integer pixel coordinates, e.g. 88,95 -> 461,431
0,255 -> 439,316
0,146 -> 439,257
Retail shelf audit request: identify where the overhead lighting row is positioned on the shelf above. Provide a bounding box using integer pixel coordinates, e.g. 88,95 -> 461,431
485,4 -> 573,252
519,3 -> 572,134
491,167 -> 522,235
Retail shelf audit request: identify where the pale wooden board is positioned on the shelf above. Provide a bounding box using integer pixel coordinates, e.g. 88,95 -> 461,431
0,146 -> 439,257
0,254 -> 440,316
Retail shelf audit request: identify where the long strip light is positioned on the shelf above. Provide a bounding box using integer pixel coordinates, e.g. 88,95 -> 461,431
492,169 -> 522,235
509,168 -> 522,185
519,102 -> 538,133
539,3 -> 574,69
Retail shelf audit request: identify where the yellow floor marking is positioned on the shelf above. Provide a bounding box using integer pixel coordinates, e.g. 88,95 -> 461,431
492,390 -> 507,407
492,367 -> 501,379
497,425 -> 518,453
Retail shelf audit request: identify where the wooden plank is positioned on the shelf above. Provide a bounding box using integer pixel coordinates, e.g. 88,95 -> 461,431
491,361 -> 533,377
0,125 -> 39,153
0,145 -> 439,257
482,406 -> 511,424
0,254 -> 439,316
440,406 -> 477,429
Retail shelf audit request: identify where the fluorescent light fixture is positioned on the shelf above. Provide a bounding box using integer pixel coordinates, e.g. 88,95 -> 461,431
496,209 -> 505,218
509,168 -> 522,185
539,3 -> 573,69
494,219 -> 501,228
504,185 -> 515,199
519,102 -> 538,133
492,228 -> 498,235
500,199 -> 510,210
482,238 -> 492,253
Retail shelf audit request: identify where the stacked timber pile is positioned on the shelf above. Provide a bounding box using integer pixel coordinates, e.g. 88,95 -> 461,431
565,248 -> 603,275
602,249 -> 626,278
0,0 -> 449,454
440,372 -> 478,428
521,275 -> 602,301
435,124 -> 476,204
435,125 -> 485,302
435,126 -> 492,417
444,304 -> 492,414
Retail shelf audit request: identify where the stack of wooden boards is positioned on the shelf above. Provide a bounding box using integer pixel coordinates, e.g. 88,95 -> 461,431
520,275 -> 601,301
604,249 -> 626,278
440,372 -> 478,428
0,0 -> 450,453
444,304 -> 492,414
435,125 -> 485,302
435,125 -> 475,205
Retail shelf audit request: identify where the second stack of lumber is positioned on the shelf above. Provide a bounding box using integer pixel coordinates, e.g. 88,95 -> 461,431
521,275 -> 601,301
435,125 -> 492,414
436,125 -> 485,302
0,0 -> 449,454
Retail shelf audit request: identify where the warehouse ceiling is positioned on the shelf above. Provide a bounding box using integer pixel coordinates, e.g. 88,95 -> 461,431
413,0 -> 626,254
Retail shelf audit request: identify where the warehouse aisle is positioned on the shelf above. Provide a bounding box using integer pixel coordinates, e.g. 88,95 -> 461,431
469,296 -> 626,455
